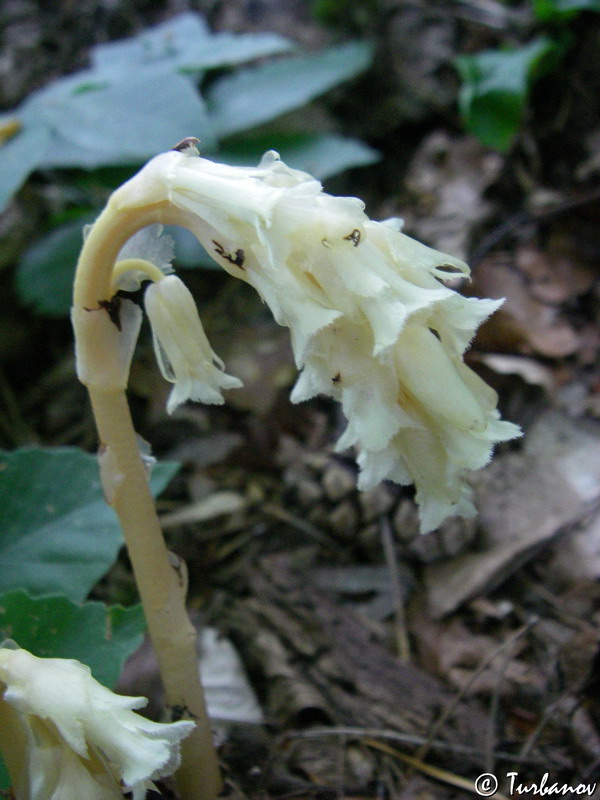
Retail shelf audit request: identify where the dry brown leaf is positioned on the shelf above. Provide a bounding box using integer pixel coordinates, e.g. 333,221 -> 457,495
516,236 -> 596,305
424,411 -> 600,617
470,256 -> 582,357
412,616 -> 545,697
475,353 -> 556,391
159,491 -> 247,529
402,132 -> 503,260
213,322 -> 295,415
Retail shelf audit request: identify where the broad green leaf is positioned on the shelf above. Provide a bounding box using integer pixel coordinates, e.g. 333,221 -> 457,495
0,11 -> 297,212
0,448 -> 179,602
534,0 -> 600,19
91,11 -> 294,74
177,31 -> 296,72
16,215 -> 95,316
0,120 -> 50,212
0,70 -> 212,213
219,132 -> 380,179
0,591 -> 145,688
456,37 -> 556,151
207,41 -> 374,138
39,70 -> 214,169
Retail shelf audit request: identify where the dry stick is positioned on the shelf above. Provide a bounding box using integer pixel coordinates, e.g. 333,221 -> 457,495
380,517 -> 410,662
363,738 -> 513,800
283,726 -> 545,765
412,617 -> 538,771
518,695 -> 566,760
72,201 -> 222,800
484,636 -> 517,775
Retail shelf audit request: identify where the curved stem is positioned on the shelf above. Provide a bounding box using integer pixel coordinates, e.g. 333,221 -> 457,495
72,202 -> 222,800
110,257 -> 167,294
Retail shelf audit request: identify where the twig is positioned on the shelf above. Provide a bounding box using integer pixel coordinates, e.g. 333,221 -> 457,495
282,726 -> 545,766
518,692 -> 577,761
414,617 -> 538,768
485,634 -> 518,774
363,737 -> 512,800
380,517 -> 410,662
262,501 -> 339,548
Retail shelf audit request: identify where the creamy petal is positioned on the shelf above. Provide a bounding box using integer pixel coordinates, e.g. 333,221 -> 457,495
144,275 -> 242,413
110,148 -> 521,532
0,645 -> 195,800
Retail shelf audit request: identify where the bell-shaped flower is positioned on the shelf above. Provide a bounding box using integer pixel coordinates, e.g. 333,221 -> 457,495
0,643 -> 195,800
144,274 -> 242,414
112,147 -> 520,532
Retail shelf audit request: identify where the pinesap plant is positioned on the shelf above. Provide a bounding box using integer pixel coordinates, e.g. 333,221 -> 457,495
68,138 -> 520,798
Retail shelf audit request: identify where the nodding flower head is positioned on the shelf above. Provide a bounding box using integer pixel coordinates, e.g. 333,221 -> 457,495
110,147 -> 521,532
0,642 -> 195,800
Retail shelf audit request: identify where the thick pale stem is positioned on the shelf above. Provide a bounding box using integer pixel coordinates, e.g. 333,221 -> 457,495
73,202 -> 222,800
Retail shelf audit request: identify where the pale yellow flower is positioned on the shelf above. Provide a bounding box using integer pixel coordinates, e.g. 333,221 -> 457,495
110,147 -> 520,531
0,643 -> 195,800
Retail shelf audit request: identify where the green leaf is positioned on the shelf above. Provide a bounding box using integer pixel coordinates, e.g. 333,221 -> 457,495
0,447 -> 179,602
0,591 -> 145,688
219,132 -> 380,179
0,120 -> 50,213
207,41 -> 374,138
38,70 -> 215,170
176,31 -> 296,72
0,11 -> 297,212
91,11 -> 294,74
16,214 -> 95,316
456,37 -> 556,151
0,70 -> 213,214
533,0 -> 600,20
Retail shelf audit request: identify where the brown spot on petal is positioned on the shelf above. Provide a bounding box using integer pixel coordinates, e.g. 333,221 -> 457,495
343,229 -> 361,247
212,240 -> 245,269
84,298 -> 123,331
172,137 -> 200,153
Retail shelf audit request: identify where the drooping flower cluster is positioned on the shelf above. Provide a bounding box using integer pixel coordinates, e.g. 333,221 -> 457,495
0,642 -> 194,800
107,146 -> 520,532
